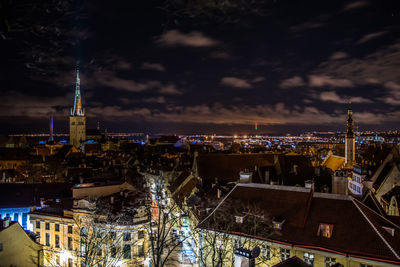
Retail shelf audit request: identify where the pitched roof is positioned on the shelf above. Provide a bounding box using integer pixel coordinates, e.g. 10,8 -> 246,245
198,183 -> 400,264
322,154 -> 345,172
373,163 -> 394,191
168,170 -> 191,194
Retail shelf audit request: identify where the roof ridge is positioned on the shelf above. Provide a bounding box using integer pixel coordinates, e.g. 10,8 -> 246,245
237,183 -> 310,192
352,198 -> 400,260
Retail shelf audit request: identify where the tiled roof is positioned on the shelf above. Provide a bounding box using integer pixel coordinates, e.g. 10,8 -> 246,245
198,183 -> 400,264
373,162 -> 394,191
168,170 -> 191,194
322,154 -> 345,172
173,178 -> 198,204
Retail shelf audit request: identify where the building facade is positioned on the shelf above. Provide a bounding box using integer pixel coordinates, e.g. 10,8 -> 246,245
0,219 -> 43,266
29,183 -> 150,267
69,68 -> 86,148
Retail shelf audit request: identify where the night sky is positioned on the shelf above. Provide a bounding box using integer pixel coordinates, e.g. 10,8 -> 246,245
1,0 -> 400,135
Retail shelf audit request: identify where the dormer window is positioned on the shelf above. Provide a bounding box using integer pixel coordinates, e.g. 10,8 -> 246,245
318,223 -> 333,238
382,226 -> 395,237
272,216 -> 285,230
235,216 -> 244,224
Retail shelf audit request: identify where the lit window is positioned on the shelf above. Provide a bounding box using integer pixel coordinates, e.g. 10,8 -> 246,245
123,244 -> 131,259
318,223 -> 333,238
97,245 -> 102,256
216,238 -> 224,250
234,239 -> 242,249
138,230 -> 144,239
273,216 -> 285,230
261,244 -> 270,260
123,232 -> 131,241
280,248 -> 290,261
55,234 -> 60,248
111,246 -> 117,258
110,231 -> 116,240
68,237 -> 73,250
304,252 -> 314,266
46,233 -> 50,246
138,244 -> 144,257
235,216 -> 244,224
325,257 -> 336,267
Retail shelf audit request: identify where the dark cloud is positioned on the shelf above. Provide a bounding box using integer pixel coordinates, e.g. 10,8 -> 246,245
141,62 -> 166,72
157,30 -> 219,47
2,0 -> 400,133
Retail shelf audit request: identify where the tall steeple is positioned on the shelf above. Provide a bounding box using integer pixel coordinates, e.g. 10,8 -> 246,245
69,67 -> 86,148
71,67 -> 84,116
345,104 -> 355,166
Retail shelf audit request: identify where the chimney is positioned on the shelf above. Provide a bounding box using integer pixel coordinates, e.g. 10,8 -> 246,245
293,165 -> 298,175
314,167 -> 320,176
265,171 -> 270,184
239,171 -> 252,183
305,180 -> 315,190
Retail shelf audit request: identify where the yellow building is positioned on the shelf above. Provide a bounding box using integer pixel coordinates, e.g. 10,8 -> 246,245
30,183 -> 150,267
0,218 -> 43,266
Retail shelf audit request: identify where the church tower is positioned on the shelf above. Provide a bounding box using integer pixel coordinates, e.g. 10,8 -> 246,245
69,68 -> 86,148
345,105 -> 355,166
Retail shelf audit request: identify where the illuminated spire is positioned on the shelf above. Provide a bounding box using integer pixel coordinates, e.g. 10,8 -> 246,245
71,67 -> 84,116
346,102 -> 354,137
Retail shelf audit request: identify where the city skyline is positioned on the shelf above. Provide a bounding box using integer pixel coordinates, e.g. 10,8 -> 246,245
1,0 -> 400,134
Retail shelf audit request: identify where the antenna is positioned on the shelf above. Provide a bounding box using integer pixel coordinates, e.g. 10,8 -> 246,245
49,115 -> 54,142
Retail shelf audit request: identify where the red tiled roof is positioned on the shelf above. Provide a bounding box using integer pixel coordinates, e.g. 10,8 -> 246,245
198,184 -> 400,264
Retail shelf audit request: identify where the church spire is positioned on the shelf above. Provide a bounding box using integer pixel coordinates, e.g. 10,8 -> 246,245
346,103 -> 354,137
71,67 -> 84,116
345,103 -> 355,167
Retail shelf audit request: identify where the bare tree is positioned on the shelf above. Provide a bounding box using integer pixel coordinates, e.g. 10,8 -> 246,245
196,198 -> 279,267
144,172 -> 194,267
